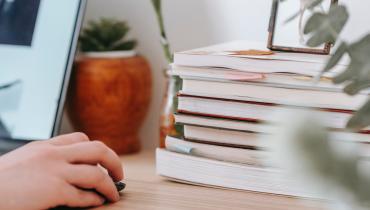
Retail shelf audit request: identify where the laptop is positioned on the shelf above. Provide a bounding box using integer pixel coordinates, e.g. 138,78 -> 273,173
0,0 -> 86,154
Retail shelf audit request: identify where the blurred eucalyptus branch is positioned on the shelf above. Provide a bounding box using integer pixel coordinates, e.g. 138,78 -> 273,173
281,0 -> 370,130
273,113 -> 370,210
274,1 -> 370,209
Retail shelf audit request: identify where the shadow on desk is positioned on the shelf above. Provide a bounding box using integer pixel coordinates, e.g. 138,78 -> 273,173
88,150 -> 327,210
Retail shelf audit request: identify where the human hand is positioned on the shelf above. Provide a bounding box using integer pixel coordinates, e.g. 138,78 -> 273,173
0,133 -> 123,210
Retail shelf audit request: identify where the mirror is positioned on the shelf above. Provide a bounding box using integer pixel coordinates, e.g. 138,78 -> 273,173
267,0 -> 337,55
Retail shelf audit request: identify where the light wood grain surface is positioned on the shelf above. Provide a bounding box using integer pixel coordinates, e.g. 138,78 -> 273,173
92,150 -> 328,210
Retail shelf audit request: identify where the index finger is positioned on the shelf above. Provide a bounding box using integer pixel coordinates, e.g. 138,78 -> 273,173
49,132 -> 90,146
60,141 -> 124,181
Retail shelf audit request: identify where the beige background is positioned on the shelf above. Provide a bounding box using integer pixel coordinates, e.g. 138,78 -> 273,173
61,0 -> 370,149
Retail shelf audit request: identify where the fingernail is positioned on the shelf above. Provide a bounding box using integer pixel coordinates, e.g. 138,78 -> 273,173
99,196 -> 106,204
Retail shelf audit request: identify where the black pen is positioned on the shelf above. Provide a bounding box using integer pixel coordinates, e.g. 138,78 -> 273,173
115,181 -> 126,192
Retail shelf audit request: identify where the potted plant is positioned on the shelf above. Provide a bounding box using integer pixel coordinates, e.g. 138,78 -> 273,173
67,18 -> 152,155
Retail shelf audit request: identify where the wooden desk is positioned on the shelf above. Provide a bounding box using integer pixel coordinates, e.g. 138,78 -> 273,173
93,150 -> 326,210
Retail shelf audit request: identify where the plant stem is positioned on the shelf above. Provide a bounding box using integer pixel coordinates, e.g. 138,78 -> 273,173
151,0 -> 173,63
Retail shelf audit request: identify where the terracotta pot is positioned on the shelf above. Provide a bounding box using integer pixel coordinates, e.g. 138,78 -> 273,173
67,54 -> 152,155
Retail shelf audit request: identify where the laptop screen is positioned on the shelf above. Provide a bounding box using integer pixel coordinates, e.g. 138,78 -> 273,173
0,0 -> 84,141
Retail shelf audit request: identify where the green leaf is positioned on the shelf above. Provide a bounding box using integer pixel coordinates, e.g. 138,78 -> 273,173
283,0 -> 323,28
284,11 -> 301,24
151,0 -> 161,12
303,13 -> 325,34
294,118 -> 336,175
304,5 -> 349,47
347,34 -> 370,64
332,63 -> 357,84
323,42 -> 348,72
112,40 -> 137,51
344,80 -> 370,95
79,35 -> 106,52
322,35 -> 370,129
333,35 -> 370,87
347,99 -> 370,130
307,0 -> 324,10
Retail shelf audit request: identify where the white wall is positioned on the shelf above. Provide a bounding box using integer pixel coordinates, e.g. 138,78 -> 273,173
61,0 -> 370,149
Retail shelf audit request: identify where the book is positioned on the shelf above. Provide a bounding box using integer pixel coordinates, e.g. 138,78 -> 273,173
165,136 -> 267,165
178,95 -> 369,131
157,144 -> 370,199
181,79 -> 367,111
158,40 -> 370,200
156,148 -> 317,198
174,41 -> 347,77
184,125 -> 265,149
175,114 -> 277,133
183,124 -> 370,149
171,65 -> 349,92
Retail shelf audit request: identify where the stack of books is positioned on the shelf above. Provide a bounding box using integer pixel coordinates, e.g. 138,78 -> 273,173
156,41 -> 370,197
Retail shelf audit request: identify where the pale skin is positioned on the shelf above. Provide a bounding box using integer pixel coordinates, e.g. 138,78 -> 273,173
0,132 -> 124,210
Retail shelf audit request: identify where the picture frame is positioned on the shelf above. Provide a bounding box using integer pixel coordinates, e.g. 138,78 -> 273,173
267,0 -> 338,55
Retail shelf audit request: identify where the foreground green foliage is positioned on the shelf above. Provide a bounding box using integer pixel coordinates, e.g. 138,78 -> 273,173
276,1 -> 370,209
285,117 -> 370,209
304,5 -> 348,47
281,0 -> 370,130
